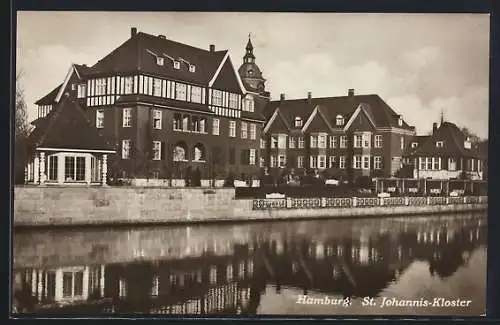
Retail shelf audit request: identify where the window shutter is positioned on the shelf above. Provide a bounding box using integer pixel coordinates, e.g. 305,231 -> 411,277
161,142 -> 166,160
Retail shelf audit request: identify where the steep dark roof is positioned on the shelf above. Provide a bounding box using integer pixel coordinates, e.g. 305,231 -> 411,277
404,135 -> 431,156
89,32 -> 228,85
34,84 -> 62,105
265,94 -> 414,130
408,122 -> 480,158
27,94 -> 115,152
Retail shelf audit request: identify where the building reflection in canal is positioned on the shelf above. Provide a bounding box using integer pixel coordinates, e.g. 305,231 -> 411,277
12,213 -> 486,315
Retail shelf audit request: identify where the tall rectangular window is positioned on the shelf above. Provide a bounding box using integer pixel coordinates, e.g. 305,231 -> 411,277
260,139 -> 266,149
400,137 -> 405,150
212,90 -> 223,106
340,136 -> 347,148
310,135 -> 318,148
297,156 -> 304,168
277,135 -> 287,149
64,156 -> 85,181
339,156 -> 346,169
95,78 -> 107,96
374,156 -> 382,169
353,155 -> 362,169
153,79 -> 162,97
362,155 -> 370,169
249,149 -> 256,165
241,122 -> 248,139
271,136 -> 278,148
191,86 -> 202,103
433,157 -> 441,170
77,84 -> 86,98
48,155 -> 58,181
249,124 -> 256,140
212,118 -> 220,135
362,133 -> 371,148
329,156 -> 336,168
175,83 -> 187,101
173,113 -> 182,131
318,155 -> 326,169
124,76 -> 134,94
229,93 -> 239,109
122,108 -> 132,127
152,109 -> 162,129
318,135 -> 327,148
270,156 -> 277,168
122,139 -> 131,159
375,135 -> 383,148
199,118 -> 206,133
298,137 -> 305,148
289,137 -> 295,148
229,121 -> 236,137
426,157 -> 432,170
152,141 -> 161,160
96,109 -> 104,128
310,156 -> 318,169
354,135 -> 362,148
244,97 -> 255,112
278,155 -> 286,168
329,136 -> 336,148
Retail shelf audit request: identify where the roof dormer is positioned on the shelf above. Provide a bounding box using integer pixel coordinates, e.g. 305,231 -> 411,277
294,116 -> 303,128
336,114 -> 344,126
464,137 -> 472,149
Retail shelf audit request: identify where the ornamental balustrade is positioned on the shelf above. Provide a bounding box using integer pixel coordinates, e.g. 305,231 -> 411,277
251,195 -> 487,210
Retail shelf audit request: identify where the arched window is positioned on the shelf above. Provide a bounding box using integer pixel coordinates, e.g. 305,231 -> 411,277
193,143 -> 206,161
336,115 -> 344,126
294,117 -> 303,128
173,141 -> 188,161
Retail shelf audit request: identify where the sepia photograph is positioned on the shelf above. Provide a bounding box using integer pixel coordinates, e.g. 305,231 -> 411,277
13,12 -> 488,316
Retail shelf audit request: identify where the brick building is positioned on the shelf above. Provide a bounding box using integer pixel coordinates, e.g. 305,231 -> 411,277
26,28 -> 267,185
260,89 -> 416,183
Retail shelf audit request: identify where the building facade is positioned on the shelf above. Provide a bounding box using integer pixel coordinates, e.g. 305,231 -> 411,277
260,89 -> 416,183
404,121 -> 485,180
27,28 -> 268,185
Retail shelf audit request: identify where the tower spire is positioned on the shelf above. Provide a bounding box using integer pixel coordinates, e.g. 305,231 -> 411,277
440,109 -> 444,125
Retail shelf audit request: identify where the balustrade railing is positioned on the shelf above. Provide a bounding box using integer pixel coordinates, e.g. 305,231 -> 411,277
251,195 -> 488,210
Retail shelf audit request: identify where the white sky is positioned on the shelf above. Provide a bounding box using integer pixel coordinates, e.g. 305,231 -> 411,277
16,12 -> 490,138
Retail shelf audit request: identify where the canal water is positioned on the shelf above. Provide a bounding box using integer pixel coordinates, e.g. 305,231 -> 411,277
12,212 -> 486,316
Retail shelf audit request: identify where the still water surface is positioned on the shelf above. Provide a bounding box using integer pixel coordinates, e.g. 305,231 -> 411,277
13,212 -> 486,316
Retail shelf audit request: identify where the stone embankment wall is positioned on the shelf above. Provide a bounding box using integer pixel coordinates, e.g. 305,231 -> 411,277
14,186 -> 488,227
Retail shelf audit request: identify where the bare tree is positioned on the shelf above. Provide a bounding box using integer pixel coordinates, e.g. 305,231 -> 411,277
15,71 -> 32,184
461,127 -> 482,144
15,71 -> 31,139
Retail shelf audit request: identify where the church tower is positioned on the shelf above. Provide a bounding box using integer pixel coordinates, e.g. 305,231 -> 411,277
238,35 -> 268,96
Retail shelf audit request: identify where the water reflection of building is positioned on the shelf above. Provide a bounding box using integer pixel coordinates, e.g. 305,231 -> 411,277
13,265 -> 106,312
249,217 -> 486,299
13,216 -> 486,314
105,249 -> 255,314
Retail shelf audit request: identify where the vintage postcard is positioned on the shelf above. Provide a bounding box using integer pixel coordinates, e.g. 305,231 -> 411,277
13,12 -> 488,317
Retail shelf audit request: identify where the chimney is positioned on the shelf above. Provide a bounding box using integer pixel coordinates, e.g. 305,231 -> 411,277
131,27 -> 137,38
348,88 -> 355,97
432,122 -> 438,134
280,93 -> 285,101
209,44 -> 215,52
307,91 -> 312,102
158,34 -> 166,39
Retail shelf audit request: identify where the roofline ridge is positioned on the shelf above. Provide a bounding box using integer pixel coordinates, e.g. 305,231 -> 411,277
139,31 -> 230,54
